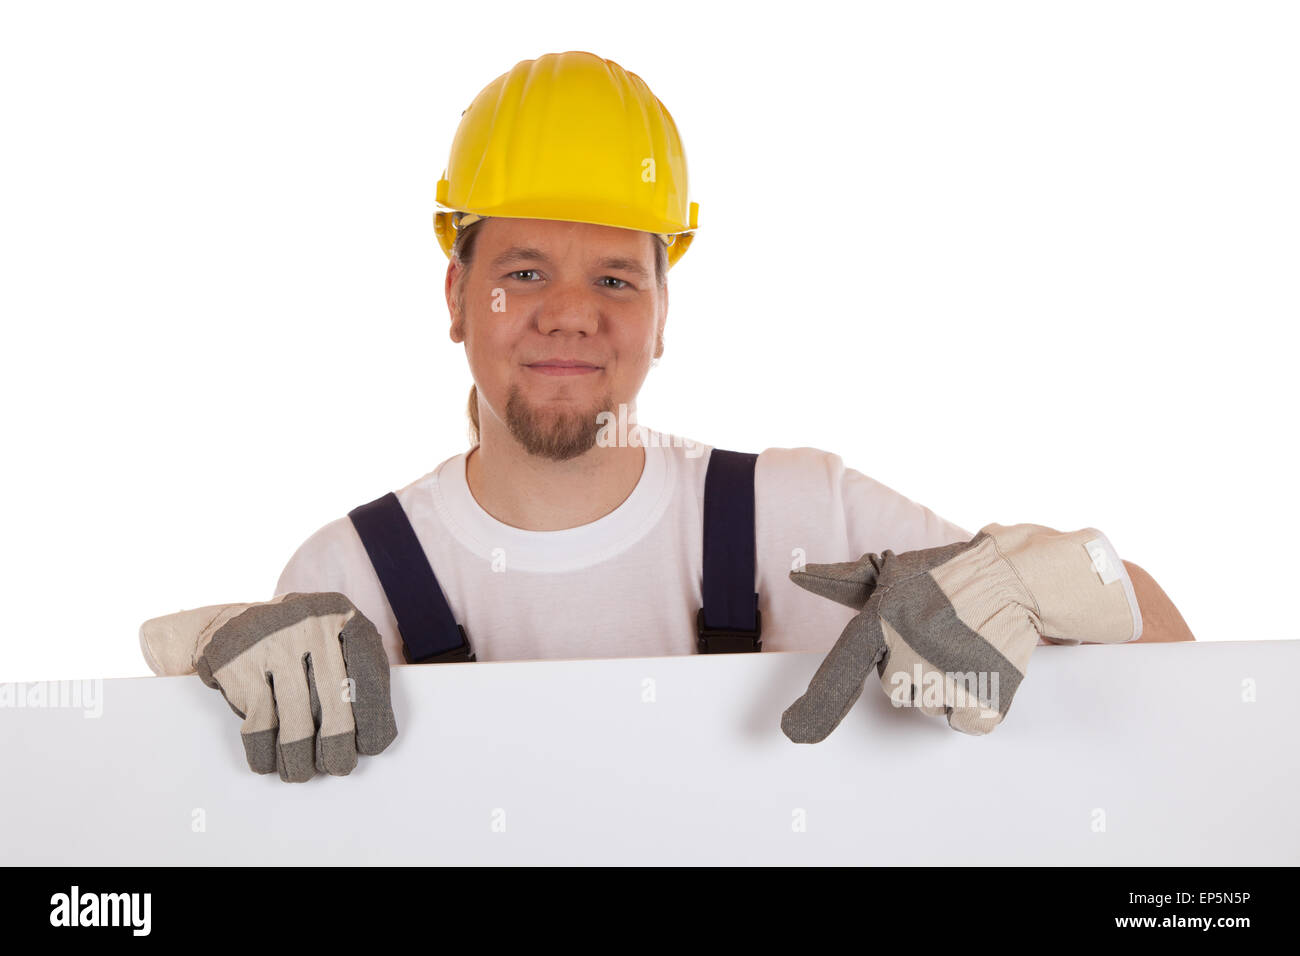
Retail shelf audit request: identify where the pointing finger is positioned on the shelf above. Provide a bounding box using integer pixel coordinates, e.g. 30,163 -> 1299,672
781,594 -> 888,743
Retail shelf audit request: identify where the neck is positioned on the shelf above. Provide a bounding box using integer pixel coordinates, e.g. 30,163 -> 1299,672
465,420 -> 647,532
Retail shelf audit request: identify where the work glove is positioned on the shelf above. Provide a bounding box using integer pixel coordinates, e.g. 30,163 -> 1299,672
781,523 -> 1142,740
139,591 -> 398,782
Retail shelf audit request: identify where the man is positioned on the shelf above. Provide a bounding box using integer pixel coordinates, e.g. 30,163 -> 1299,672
272,51 -> 1192,664
140,51 -> 1193,781
273,211 -> 974,663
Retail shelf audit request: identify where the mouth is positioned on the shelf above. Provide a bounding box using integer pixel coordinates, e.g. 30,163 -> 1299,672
524,359 -> 603,377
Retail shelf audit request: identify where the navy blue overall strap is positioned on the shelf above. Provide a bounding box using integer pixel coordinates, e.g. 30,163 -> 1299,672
347,492 -> 474,664
698,448 -> 762,653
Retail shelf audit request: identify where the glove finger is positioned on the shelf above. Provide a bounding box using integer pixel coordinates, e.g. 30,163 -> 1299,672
199,643 -> 283,775
304,646 -> 358,776
232,671 -> 279,775
941,603 -> 1041,734
339,606 -> 398,756
874,620 -> 956,720
268,666 -> 318,783
947,703 -> 1004,736
780,594 -> 887,743
788,553 -> 884,610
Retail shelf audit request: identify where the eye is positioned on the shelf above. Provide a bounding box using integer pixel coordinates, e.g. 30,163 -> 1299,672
508,269 -> 541,281
599,276 -> 631,290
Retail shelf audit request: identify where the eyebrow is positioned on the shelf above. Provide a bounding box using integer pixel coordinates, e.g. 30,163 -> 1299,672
490,246 -> 550,271
489,245 -> 650,280
595,256 -> 650,281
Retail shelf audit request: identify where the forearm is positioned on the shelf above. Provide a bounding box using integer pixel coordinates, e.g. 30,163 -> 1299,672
1120,559 -> 1196,642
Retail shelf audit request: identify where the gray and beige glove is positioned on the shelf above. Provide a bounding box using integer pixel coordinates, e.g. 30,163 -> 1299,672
781,523 -> 1142,740
140,591 -> 397,782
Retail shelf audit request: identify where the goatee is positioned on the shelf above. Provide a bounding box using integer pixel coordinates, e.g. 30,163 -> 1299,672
504,384 -> 616,462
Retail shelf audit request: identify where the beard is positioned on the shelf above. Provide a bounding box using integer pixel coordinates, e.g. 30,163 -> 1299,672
503,382 -> 616,462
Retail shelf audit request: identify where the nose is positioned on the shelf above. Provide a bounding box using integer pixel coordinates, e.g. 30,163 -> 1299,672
535,279 -> 600,337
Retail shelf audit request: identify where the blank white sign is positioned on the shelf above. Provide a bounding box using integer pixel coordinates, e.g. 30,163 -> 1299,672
1,639 -> 1296,865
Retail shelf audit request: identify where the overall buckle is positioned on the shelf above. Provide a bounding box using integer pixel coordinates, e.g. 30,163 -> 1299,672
696,607 -> 762,653
403,625 -> 477,664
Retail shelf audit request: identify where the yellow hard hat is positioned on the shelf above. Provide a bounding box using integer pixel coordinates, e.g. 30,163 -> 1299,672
434,51 -> 699,268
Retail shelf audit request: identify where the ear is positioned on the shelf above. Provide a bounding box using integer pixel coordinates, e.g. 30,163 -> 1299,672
446,259 -> 464,343
654,284 -> 668,358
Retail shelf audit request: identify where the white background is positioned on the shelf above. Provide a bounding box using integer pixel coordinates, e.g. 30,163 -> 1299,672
1,0 -> 1295,681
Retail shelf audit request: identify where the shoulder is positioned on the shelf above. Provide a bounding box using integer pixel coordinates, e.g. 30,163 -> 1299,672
674,441 -> 848,510
272,470 -> 436,596
754,444 -> 848,490
755,443 -> 972,552
273,513 -> 370,598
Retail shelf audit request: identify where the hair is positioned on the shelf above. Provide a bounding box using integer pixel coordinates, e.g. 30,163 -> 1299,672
450,217 -> 670,448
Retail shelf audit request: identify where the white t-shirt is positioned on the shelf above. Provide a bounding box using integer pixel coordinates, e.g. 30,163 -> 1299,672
273,429 -> 974,665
